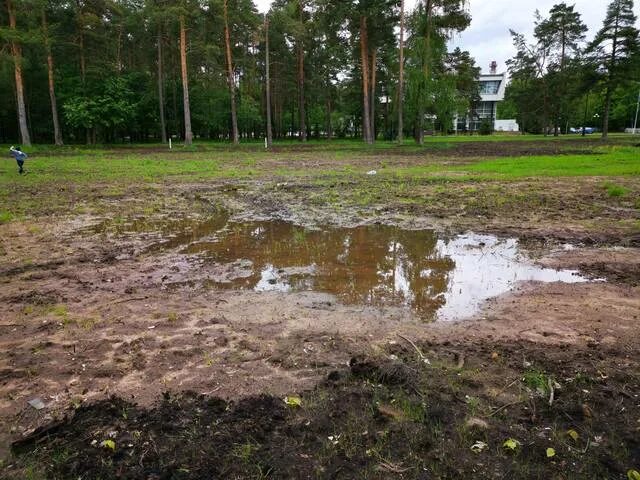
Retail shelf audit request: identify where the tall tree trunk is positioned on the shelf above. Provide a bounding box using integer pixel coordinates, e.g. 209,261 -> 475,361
582,93 -> 589,137
416,0 -> 433,145
602,85 -> 612,140
326,82 -> 333,140
157,26 -> 167,143
555,25 -> 567,137
179,15 -> 193,145
265,16 -> 273,148
223,0 -> 239,144
7,0 -> 31,147
397,0 -> 405,143
370,49 -> 376,142
296,0 -> 306,142
360,16 -> 372,144
42,9 -> 62,146
602,18 -> 619,140
76,1 -> 86,84
116,26 -> 123,73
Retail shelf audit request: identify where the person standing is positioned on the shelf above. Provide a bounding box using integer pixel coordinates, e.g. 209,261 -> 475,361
9,146 -> 28,174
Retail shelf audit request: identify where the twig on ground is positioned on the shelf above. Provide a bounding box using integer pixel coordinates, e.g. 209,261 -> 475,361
487,400 -> 524,418
397,334 -> 428,362
378,461 -> 411,473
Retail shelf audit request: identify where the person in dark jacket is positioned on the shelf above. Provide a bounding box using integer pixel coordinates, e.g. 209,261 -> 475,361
9,146 -> 27,174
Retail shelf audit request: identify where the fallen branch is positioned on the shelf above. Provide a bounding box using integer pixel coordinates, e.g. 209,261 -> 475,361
397,334 -> 428,363
378,461 -> 411,474
487,400 -> 524,418
548,378 -> 555,406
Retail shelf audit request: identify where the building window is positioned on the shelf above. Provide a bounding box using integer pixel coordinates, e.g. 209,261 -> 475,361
475,101 -> 494,119
479,80 -> 500,95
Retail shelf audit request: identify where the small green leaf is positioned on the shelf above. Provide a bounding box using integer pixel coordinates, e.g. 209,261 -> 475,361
546,448 -> 556,458
628,470 -> 640,480
100,439 -> 116,451
284,396 -> 302,407
503,438 -> 520,450
567,429 -> 579,441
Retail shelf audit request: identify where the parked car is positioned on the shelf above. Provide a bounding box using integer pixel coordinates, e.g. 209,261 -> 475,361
569,127 -> 597,134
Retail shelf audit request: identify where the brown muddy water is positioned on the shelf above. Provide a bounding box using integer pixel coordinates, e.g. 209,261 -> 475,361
90,215 -> 591,321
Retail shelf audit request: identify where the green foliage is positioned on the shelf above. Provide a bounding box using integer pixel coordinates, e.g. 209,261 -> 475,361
64,76 -> 141,135
522,369 -> 552,394
478,119 -> 493,136
503,438 -> 521,450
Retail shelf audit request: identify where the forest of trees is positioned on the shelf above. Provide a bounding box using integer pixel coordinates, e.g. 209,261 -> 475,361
503,0 -> 640,137
0,0 -> 638,145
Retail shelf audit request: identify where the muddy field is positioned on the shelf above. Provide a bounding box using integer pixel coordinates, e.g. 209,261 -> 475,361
0,138 -> 639,479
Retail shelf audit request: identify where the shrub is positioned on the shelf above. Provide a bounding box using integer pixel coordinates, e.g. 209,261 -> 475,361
478,119 -> 493,136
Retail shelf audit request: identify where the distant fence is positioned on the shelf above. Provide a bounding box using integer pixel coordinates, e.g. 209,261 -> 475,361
624,128 -> 640,134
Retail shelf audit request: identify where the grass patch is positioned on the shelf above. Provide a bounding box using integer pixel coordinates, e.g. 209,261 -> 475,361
604,182 -> 630,197
0,211 -> 14,224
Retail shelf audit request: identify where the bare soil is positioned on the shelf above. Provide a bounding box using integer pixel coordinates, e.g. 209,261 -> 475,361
1,141 -> 639,479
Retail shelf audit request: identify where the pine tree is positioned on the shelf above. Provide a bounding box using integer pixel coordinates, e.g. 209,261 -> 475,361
6,0 -> 31,146
536,3 -> 587,135
587,0 -> 639,138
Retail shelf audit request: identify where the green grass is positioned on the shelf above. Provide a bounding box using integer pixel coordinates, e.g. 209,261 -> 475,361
2,145 -> 637,188
460,148 -> 640,178
0,211 -> 14,224
0,139 -> 637,221
603,182 -> 631,197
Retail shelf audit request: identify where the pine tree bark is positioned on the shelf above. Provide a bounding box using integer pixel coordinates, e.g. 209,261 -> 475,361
296,0 -> 306,142
75,1 -> 86,84
7,0 -> 31,146
42,9 -> 62,145
360,16 -> 372,144
397,0 -> 405,143
265,16 -> 273,148
157,26 -> 167,143
223,0 -> 239,144
326,79 -> 333,140
602,15 -> 620,140
416,0 -> 433,145
370,49 -> 377,142
179,14 -> 193,145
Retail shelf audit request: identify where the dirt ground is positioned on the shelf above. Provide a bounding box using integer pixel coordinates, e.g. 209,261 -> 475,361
1,140 -> 639,479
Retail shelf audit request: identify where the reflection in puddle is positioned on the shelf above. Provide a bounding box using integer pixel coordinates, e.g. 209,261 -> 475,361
91,215 -> 590,320
171,220 -> 589,321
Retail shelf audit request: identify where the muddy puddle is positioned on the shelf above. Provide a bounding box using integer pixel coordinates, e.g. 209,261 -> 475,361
90,216 -> 591,320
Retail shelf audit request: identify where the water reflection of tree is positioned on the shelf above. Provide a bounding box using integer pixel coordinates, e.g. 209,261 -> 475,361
335,226 -> 455,319
191,221 -> 455,318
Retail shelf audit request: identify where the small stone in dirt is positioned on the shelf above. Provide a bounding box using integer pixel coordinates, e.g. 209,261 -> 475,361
28,398 -> 46,410
465,417 -> 489,431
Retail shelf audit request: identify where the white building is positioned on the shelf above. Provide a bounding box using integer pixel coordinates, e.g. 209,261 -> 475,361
455,62 -> 519,133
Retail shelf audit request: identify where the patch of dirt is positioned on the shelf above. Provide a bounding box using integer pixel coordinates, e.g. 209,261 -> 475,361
5,338 -> 639,479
